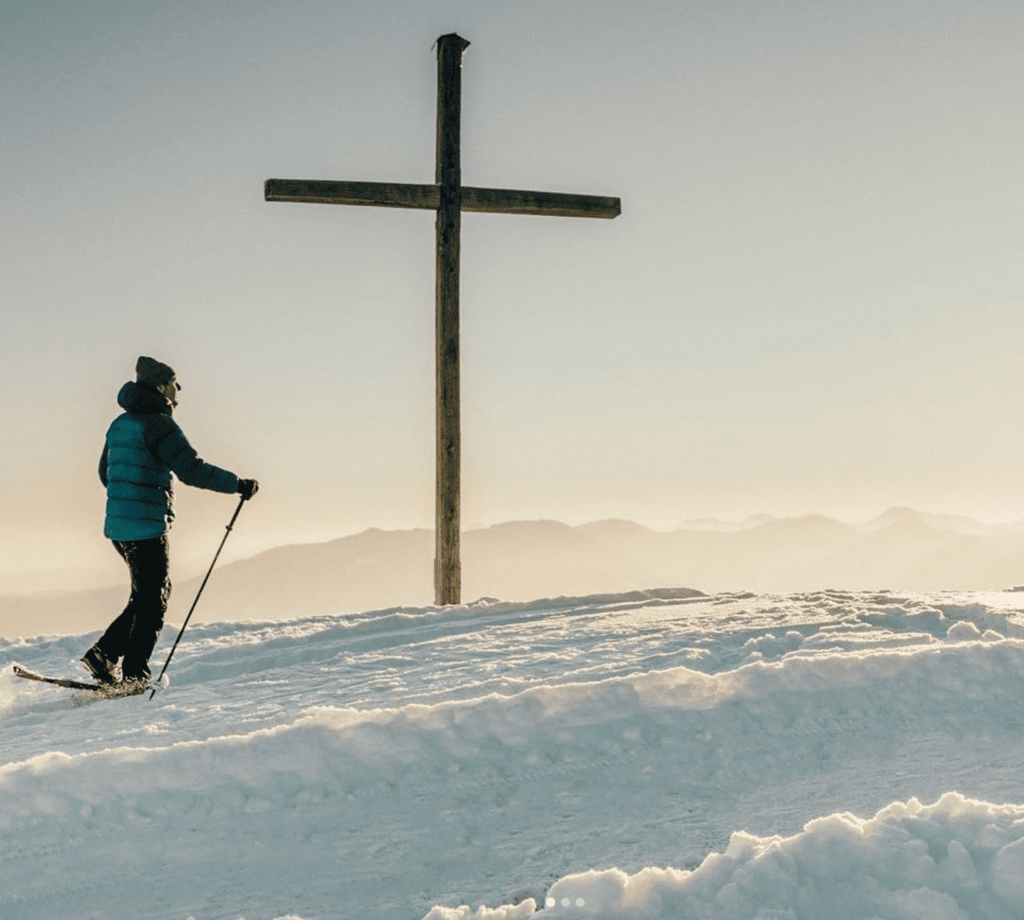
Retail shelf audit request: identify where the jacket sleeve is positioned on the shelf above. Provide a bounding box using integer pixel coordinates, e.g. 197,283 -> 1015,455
98,443 -> 109,487
146,416 -> 239,494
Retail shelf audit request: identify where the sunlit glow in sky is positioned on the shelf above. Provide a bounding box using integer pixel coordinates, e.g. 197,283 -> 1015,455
3,0 -> 1024,578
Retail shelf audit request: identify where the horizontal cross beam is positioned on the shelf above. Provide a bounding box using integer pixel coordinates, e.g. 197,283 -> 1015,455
265,178 -> 621,219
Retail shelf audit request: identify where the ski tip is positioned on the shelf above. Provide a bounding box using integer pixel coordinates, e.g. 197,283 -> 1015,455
14,663 -> 122,693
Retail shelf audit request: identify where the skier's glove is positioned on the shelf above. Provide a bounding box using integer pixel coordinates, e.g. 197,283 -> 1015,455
237,479 -> 260,500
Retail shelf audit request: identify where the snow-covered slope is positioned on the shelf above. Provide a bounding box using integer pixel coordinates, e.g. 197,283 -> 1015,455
3,587 -> 1024,919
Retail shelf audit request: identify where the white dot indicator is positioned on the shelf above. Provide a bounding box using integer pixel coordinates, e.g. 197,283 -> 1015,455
545,894 -> 586,908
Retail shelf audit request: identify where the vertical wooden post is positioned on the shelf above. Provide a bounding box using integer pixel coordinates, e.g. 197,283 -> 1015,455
434,33 -> 470,605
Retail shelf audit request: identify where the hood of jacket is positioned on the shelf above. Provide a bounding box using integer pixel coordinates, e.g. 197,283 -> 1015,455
116,380 -> 173,416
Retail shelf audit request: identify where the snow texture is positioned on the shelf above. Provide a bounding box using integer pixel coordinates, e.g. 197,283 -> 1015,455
3,587 -> 1024,919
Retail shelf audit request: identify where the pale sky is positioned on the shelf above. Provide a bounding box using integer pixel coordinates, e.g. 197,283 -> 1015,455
4,0 -> 1024,578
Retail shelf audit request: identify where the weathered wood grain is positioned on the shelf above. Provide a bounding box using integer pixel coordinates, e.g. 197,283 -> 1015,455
433,33 -> 468,606
265,179 -> 621,219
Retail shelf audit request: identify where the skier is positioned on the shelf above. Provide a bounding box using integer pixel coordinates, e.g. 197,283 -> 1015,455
83,356 -> 259,689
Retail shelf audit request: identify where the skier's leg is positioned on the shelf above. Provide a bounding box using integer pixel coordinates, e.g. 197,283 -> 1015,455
97,540 -> 139,657
120,536 -> 171,682
84,540 -> 138,681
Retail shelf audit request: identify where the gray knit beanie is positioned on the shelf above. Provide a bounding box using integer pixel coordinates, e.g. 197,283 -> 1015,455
136,356 -> 176,387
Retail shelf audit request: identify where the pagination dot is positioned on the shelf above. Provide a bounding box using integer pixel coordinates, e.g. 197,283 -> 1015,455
545,896 -> 586,907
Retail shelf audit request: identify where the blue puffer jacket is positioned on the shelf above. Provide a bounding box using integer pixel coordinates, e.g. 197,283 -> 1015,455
99,381 -> 239,541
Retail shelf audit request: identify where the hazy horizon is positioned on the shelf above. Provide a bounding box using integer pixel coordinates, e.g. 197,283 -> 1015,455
5,503 -> 1024,599
5,1 -> 1024,582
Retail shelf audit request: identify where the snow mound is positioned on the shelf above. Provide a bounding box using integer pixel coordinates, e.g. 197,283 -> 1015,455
532,793 -> 1024,920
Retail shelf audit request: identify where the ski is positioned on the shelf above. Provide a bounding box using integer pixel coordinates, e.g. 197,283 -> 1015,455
13,664 -> 101,690
12,664 -> 149,696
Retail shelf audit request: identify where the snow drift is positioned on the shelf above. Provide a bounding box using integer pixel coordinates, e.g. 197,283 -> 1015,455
3,587 -> 1024,919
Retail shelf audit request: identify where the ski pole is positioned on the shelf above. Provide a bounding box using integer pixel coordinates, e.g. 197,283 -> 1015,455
149,494 -> 248,700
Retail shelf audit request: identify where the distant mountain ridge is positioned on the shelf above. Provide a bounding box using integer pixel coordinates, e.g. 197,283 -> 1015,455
4,507 -> 1024,637
678,506 -> 1024,536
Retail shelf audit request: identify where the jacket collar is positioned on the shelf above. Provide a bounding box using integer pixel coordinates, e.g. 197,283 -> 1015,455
117,380 -> 173,416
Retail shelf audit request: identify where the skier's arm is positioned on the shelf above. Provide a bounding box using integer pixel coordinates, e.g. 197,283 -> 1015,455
98,443 -> 109,487
146,416 -> 238,494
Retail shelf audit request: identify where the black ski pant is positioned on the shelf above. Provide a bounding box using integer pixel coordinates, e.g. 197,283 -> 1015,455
97,536 -> 171,681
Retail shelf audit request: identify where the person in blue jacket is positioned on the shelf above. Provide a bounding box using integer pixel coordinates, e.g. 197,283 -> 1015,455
83,356 -> 259,688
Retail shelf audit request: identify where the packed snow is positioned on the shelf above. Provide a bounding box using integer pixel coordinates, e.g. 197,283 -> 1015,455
3,587 -> 1024,919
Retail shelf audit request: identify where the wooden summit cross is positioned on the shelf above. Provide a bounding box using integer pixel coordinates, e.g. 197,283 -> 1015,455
265,33 -> 621,605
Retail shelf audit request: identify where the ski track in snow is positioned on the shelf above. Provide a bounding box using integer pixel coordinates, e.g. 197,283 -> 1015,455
2,587 -> 1024,919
